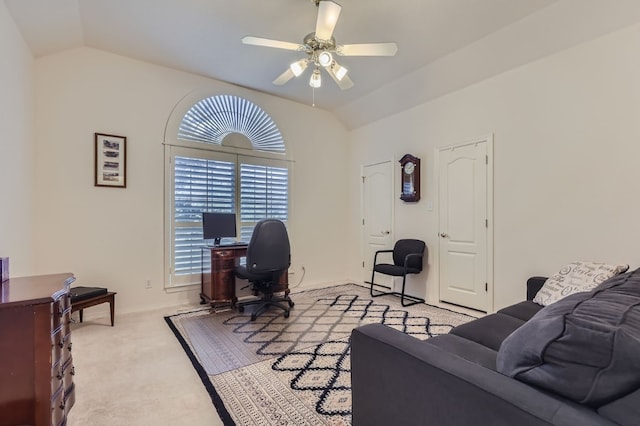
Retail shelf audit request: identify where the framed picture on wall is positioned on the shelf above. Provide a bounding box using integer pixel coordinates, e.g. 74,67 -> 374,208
95,133 -> 127,188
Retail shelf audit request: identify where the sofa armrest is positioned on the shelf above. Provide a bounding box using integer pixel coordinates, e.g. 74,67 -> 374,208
351,324 -> 614,426
527,276 -> 548,300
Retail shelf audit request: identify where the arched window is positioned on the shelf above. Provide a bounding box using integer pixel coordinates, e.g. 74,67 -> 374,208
165,94 -> 290,288
178,95 -> 285,152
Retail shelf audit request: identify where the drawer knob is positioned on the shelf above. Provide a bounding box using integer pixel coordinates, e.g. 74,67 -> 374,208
57,372 -> 63,380
71,366 -> 76,376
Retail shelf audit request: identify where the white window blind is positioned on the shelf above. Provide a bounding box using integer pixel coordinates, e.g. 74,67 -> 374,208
239,162 -> 289,240
173,155 -> 235,282
167,149 -> 289,288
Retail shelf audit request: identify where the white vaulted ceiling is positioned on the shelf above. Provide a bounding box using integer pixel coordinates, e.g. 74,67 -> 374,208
5,0 -> 640,129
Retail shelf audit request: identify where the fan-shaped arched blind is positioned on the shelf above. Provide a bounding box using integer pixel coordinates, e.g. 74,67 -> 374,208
178,95 -> 285,153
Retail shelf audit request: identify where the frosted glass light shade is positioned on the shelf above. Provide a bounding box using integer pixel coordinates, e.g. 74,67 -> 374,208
290,59 -> 308,77
309,69 -> 322,88
318,51 -> 333,67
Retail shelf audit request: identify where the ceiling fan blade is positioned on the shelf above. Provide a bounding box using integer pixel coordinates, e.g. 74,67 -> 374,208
325,61 -> 354,90
337,42 -> 398,57
242,36 -> 304,51
315,1 -> 342,42
273,68 -> 296,85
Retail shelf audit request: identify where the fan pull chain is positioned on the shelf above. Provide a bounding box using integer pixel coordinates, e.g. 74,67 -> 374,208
312,87 -> 316,107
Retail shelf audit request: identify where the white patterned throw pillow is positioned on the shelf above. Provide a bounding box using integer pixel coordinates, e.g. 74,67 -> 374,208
533,261 -> 629,306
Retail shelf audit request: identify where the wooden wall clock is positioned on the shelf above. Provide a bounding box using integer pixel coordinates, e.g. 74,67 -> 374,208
399,154 -> 421,202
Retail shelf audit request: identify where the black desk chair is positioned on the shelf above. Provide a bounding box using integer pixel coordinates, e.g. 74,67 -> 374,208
369,239 -> 426,307
235,219 -> 294,321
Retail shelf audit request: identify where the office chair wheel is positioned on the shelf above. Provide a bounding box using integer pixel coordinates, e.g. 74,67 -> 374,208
238,305 -> 245,313
251,313 -> 257,321
288,300 -> 295,308
284,310 -> 290,319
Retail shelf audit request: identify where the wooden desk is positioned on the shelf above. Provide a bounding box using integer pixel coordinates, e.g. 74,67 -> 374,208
201,245 -> 288,308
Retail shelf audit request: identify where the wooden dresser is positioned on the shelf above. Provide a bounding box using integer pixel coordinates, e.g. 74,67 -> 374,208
0,273 -> 76,426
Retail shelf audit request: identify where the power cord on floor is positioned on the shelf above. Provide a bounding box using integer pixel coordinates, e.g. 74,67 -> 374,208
288,266 -> 306,290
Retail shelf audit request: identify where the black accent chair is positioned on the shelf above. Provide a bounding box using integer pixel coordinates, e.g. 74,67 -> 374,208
234,219 -> 294,321
369,239 -> 426,307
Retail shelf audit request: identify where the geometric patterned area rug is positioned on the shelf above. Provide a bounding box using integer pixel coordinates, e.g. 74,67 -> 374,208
165,283 -> 476,425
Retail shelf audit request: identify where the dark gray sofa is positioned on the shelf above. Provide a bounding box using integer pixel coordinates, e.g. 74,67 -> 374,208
351,271 -> 640,426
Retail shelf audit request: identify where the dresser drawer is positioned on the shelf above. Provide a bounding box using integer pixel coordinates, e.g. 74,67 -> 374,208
51,299 -> 64,331
51,386 -> 65,426
61,332 -> 73,364
62,356 -> 75,394
65,383 -> 76,415
51,328 -> 63,366
51,357 -> 63,397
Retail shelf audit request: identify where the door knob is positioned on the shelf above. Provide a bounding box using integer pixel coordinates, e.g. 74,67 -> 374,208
440,233 -> 449,238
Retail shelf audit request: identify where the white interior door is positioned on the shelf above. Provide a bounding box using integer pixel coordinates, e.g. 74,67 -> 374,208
362,161 -> 393,283
438,139 -> 491,311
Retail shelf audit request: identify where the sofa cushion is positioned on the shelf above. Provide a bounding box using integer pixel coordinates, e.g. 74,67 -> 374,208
425,334 -> 498,370
597,388 -> 640,426
450,313 -> 525,352
533,261 -> 628,306
497,301 -> 543,322
497,268 -> 640,406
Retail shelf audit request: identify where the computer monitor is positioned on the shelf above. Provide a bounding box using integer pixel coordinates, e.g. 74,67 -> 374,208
202,212 -> 237,246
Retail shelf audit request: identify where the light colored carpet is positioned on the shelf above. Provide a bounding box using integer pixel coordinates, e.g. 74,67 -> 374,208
166,283 -> 475,425
67,304 -> 223,426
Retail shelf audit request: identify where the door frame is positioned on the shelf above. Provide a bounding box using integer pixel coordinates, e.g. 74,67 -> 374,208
360,159 -> 395,283
434,135 -> 494,312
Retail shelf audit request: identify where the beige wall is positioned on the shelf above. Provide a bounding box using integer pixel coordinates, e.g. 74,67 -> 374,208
33,47 -> 350,313
348,23 -> 640,310
0,2 -> 35,276
11,9 -> 640,315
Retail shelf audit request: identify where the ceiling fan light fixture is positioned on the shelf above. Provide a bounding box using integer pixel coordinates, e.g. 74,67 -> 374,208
309,68 -> 322,88
318,51 -> 333,67
290,59 -> 308,77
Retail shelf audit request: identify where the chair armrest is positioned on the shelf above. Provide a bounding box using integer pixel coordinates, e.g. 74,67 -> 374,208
373,249 -> 394,265
374,249 -> 394,254
403,252 -> 423,270
527,276 -> 548,301
351,324 -> 612,426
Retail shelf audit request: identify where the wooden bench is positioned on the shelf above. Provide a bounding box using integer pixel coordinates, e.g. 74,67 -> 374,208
70,287 -> 117,326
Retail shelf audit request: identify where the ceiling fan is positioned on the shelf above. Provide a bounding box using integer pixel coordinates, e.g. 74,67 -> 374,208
242,0 -> 398,90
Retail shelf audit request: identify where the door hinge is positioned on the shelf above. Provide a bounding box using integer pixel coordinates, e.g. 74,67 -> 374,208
485,155 -> 488,165
362,176 -> 365,183
485,219 -> 488,228
485,283 -> 488,292
362,218 -> 365,225
362,261 -> 365,268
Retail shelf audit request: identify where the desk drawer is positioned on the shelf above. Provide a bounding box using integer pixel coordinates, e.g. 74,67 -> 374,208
211,258 -> 236,270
